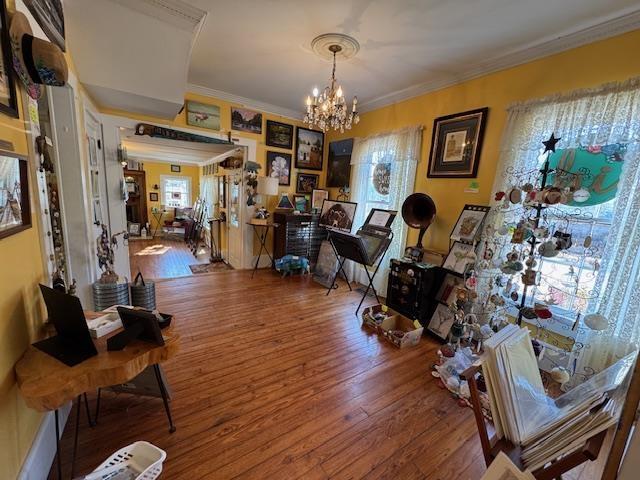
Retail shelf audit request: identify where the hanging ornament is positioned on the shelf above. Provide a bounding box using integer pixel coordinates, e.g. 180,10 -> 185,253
572,188 -> 591,203
508,187 -> 522,204
539,241 -> 560,258
583,235 -> 592,248
550,367 -> 571,384
584,313 -> 608,331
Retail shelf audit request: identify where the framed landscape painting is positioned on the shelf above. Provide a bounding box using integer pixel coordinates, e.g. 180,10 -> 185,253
265,120 -> 293,149
186,101 -> 220,130
295,127 -> 324,171
427,107 -> 488,178
231,107 -> 262,134
0,152 -> 31,239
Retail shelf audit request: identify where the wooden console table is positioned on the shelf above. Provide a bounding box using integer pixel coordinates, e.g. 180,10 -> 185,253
15,312 -> 180,479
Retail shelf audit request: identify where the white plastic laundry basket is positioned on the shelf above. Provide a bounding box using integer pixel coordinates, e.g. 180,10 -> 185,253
87,441 -> 166,480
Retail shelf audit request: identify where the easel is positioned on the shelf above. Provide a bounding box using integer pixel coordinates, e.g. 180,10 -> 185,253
462,364 -> 607,480
326,229 -> 394,315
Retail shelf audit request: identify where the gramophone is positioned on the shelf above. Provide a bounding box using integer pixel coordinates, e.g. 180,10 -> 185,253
401,193 -> 436,262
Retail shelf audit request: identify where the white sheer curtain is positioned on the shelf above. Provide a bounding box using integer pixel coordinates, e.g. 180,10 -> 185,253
490,77 -> 640,386
346,126 -> 422,293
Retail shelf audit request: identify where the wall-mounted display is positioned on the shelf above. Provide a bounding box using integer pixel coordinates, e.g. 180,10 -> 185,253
326,138 -> 353,187
450,204 -> 490,243
231,107 -> 262,134
266,151 -> 291,186
295,127 -> 324,171
0,152 -> 31,239
186,101 -> 220,130
24,0 -> 65,51
265,120 -> 293,149
0,0 -> 18,118
427,107 -> 488,178
296,172 -> 319,193
318,199 -> 357,232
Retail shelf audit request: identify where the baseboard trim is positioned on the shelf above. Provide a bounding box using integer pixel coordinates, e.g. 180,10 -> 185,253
18,402 -> 71,480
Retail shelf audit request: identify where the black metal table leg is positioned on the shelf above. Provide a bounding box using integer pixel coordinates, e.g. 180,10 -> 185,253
251,226 -> 275,278
153,364 -> 176,433
54,409 -> 62,480
71,395 -> 81,478
94,388 -> 101,425
83,392 -> 95,428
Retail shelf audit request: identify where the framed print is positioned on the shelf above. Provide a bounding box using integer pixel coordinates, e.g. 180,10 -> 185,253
24,0 -> 65,51
0,152 -> 31,239
442,241 -> 476,275
326,138 -> 353,187
319,199 -> 357,232
171,164 -> 181,173
311,189 -> 328,211
128,222 -> 141,236
450,204 -> 490,243
231,107 -> 262,134
0,1 -> 18,118
266,151 -> 291,186
186,101 -> 220,130
427,107 -> 488,178
293,194 -> 309,213
295,127 -> 324,171
426,303 -> 455,341
296,172 -> 319,193
265,120 -> 293,149
435,273 -> 466,305
149,192 -> 159,202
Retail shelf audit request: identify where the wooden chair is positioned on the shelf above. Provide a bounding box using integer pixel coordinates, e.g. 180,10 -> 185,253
461,364 -> 606,480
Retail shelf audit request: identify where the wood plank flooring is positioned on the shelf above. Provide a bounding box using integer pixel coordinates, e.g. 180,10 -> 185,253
49,270 -> 487,479
128,237 -> 210,279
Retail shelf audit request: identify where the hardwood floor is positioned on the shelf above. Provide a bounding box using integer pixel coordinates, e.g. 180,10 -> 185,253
128,237 -> 210,280
50,270 -> 487,479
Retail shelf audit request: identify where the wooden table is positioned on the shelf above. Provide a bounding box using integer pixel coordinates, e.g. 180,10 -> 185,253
15,312 -> 180,479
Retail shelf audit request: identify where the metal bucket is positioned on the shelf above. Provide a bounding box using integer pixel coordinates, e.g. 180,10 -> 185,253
93,282 -> 130,311
130,272 -> 156,310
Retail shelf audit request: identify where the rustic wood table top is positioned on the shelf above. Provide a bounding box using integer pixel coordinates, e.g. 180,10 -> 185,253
15,312 -> 179,412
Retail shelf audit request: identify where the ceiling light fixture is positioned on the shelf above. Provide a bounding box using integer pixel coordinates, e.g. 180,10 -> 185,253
304,33 -> 360,133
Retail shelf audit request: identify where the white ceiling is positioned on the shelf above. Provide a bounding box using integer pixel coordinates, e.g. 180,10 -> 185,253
186,0 -> 640,115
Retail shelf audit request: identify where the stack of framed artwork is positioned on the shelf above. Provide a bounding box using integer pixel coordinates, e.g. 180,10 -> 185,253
424,204 -> 490,341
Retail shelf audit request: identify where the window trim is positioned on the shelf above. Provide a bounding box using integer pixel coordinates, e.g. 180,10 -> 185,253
160,174 -> 192,209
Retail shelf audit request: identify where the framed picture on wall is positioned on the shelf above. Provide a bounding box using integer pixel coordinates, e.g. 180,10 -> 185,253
265,120 -> 293,149
311,189 -> 328,211
0,0 -> 18,118
295,127 -> 324,171
149,192 -> 159,202
171,164 -> 181,173
231,107 -> 262,134
427,107 -> 488,178
186,101 -> 221,130
326,138 -> 353,187
0,152 -> 31,239
266,151 -> 291,186
296,172 -> 319,193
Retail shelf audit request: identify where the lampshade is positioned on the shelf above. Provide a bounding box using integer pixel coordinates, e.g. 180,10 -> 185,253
257,176 -> 279,196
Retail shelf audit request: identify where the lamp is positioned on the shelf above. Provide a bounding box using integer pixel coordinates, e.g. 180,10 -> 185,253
252,176 -> 279,224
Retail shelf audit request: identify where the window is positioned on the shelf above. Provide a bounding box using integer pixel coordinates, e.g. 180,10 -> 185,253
530,199 -> 617,322
160,175 -> 191,208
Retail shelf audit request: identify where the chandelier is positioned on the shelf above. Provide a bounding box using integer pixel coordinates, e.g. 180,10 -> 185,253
304,34 -> 360,133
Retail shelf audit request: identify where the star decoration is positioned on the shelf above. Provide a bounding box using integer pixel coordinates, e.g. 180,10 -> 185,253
542,133 -> 561,153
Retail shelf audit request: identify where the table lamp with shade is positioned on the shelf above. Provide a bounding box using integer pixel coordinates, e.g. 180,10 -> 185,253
252,176 -> 279,225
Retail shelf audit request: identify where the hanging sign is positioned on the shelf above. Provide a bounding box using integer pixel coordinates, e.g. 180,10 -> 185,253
546,144 -> 625,206
135,123 -> 233,145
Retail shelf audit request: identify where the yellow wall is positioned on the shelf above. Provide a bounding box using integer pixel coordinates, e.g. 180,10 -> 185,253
138,161 -> 200,228
0,5 -> 47,476
327,29 -> 640,254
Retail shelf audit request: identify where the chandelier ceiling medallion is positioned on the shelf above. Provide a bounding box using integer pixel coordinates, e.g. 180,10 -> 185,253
304,33 -> 360,133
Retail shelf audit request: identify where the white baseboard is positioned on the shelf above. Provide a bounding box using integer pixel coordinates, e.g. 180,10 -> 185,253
19,402 -> 71,480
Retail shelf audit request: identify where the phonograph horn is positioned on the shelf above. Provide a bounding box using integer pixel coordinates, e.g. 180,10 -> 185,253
401,193 -> 436,249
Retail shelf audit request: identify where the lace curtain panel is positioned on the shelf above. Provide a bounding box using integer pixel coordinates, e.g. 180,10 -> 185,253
489,77 -> 640,386
345,126 -> 422,293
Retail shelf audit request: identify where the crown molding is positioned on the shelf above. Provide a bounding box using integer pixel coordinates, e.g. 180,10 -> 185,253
358,8 -> 640,113
187,84 -> 304,121
111,0 -> 206,32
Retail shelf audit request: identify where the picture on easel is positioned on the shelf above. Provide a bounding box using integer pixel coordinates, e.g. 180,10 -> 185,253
442,241 -> 476,274
450,204 -> 490,243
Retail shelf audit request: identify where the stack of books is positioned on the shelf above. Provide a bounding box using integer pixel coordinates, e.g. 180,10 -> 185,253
482,324 -> 635,472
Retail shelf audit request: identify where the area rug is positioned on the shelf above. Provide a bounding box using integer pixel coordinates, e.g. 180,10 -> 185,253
189,262 -> 234,274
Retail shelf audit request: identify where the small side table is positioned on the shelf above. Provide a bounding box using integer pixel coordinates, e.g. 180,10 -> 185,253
247,221 -> 279,278
151,210 -> 165,237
